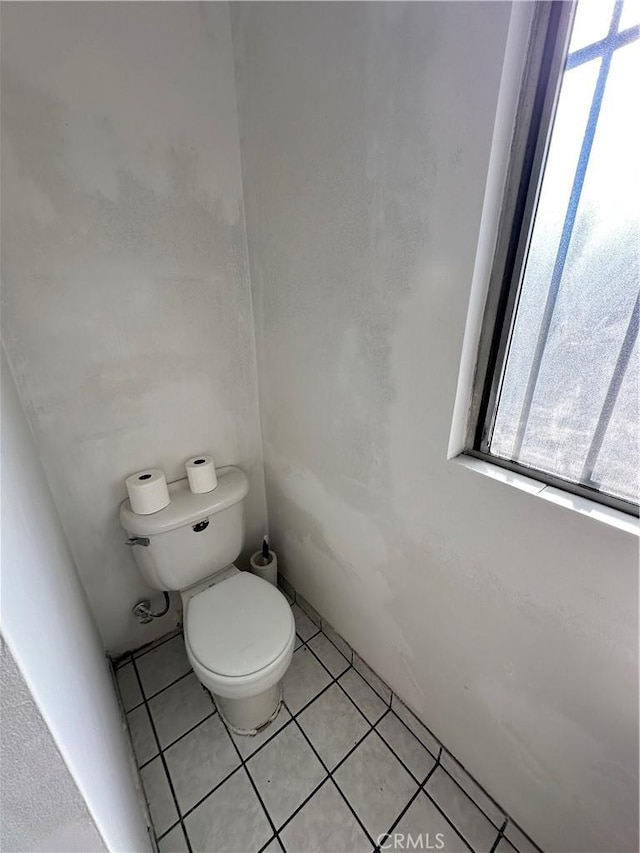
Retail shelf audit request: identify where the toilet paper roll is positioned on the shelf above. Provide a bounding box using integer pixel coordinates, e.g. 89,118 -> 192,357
185,455 -> 218,494
125,469 -> 170,515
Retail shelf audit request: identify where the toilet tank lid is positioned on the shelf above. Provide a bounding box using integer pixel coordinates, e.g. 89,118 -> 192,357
119,466 -> 248,536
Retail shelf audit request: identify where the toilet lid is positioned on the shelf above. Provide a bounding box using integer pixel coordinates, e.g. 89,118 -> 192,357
186,572 -> 294,678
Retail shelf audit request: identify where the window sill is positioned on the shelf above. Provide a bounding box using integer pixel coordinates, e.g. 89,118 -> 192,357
453,454 -> 639,537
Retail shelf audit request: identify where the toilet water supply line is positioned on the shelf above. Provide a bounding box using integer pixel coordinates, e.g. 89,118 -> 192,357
130,537 -> 271,623
132,592 -> 171,624
125,535 -> 171,623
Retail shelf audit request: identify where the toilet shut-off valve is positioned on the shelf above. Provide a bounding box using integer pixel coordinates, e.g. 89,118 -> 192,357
132,592 -> 171,624
125,535 -> 170,623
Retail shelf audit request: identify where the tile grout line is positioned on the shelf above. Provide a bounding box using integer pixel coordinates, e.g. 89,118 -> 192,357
364,721 -> 444,849
208,663 -> 373,788
388,694 -> 514,837
155,704 -> 498,853
489,816 -> 513,853
194,687 -> 379,842
132,627 -> 183,661
489,825 -> 508,853
304,618 -> 425,739
501,818 -> 541,853
433,756 -> 506,832
289,649 -> 385,735
138,709 -> 217,770
285,701 -> 453,853
217,705 -> 284,849
390,691 -> 441,751
299,635 -> 441,785
145,653 -> 494,853
288,698 -> 376,779
308,608 -> 516,842
131,656 -> 194,853
292,605 -> 511,851
419,786 -> 480,853
372,707 -> 438,787
290,632 -> 360,712
241,757 -> 282,845
257,833 -> 282,853
282,601 -> 391,719
112,627 -> 184,670
125,592 -> 534,851
353,655 -> 394,708
112,652 -> 133,671
318,623 -> 354,665
284,666 -> 442,846
302,595 -> 520,844
297,629 -> 389,725
157,764 -> 245,833
153,687 -> 292,843
125,603 -> 533,853
402,740 -> 499,853
139,667 -> 193,704
283,713 -> 378,850
214,630 -> 433,783
148,729 -> 493,853
122,664 -> 193,716
153,679 -> 332,834
121,661 -> 195,714
210,685 -> 379,845
376,760 -> 443,852
375,756 -> 483,853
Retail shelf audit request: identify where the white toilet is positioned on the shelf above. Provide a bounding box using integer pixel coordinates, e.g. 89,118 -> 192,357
120,466 -> 295,734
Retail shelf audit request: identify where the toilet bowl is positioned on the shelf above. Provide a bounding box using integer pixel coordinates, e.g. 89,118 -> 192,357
182,568 -> 295,733
120,466 -> 295,735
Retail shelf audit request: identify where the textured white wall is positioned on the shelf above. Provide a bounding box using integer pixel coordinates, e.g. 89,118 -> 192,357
1,347 -> 150,852
0,637 -> 106,853
1,1 -> 266,653
232,3 -> 639,851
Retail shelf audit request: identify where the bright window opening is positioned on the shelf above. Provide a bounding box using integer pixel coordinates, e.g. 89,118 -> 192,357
477,0 -> 639,512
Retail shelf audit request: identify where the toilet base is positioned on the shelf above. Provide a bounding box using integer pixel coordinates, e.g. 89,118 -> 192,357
213,682 -> 283,736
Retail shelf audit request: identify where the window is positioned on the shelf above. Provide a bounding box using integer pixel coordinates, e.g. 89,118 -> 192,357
469,0 -> 639,516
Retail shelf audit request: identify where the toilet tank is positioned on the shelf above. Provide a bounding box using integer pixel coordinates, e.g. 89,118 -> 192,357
119,466 -> 249,591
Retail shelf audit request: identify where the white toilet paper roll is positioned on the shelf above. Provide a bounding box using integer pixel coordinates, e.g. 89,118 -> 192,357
125,469 -> 170,515
185,455 -> 218,494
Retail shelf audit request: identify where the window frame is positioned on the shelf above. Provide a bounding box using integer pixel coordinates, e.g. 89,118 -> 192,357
466,0 -> 639,518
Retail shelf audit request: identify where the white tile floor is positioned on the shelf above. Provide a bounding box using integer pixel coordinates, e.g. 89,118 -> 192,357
114,594 -> 542,853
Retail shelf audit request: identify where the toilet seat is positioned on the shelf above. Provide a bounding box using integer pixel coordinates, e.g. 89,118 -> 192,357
184,571 -> 295,683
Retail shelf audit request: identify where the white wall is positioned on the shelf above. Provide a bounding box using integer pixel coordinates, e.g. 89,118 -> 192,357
0,636 -> 106,853
1,1 -> 266,653
0,347 -> 150,853
232,4 -> 639,852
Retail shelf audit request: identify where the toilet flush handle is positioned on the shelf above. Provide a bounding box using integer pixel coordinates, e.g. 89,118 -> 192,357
125,536 -> 150,547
